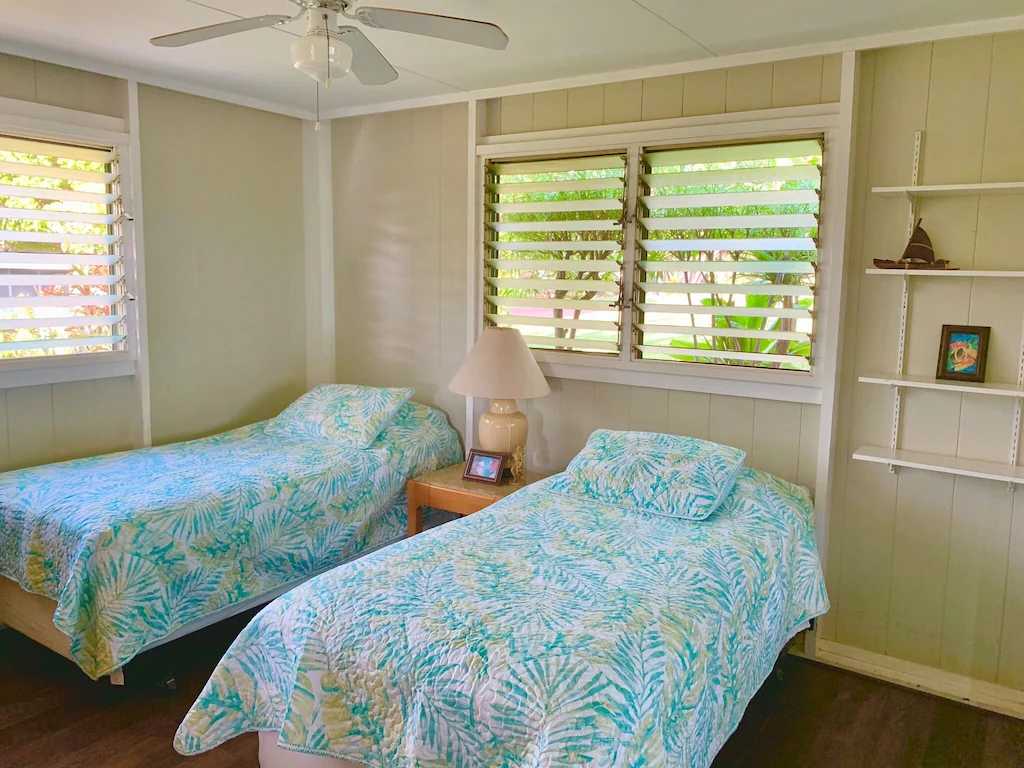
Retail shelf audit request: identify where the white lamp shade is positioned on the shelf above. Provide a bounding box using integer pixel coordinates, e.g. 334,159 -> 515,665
449,327 -> 551,400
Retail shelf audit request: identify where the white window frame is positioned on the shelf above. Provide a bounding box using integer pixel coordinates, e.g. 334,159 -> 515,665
472,102 -> 850,405
0,96 -> 142,389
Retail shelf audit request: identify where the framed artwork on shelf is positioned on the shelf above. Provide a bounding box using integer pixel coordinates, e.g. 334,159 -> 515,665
463,449 -> 508,485
936,325 -> 990,383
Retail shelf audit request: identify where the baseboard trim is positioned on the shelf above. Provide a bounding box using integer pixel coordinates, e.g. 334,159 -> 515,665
814,639 -> 1024,720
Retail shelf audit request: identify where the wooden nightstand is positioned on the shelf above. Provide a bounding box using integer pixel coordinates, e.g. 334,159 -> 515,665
407,463 -> 548,536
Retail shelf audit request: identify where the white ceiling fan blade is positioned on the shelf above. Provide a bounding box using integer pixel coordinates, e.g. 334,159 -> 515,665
353,8 -> 509,50
339,27 -> 399,86
150,15 -> 292,47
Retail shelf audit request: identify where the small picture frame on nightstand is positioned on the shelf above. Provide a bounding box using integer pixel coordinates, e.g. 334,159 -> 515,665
463,449 -> 507,485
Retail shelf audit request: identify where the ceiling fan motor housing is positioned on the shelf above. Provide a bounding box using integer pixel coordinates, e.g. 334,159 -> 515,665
291,8 -> 353,84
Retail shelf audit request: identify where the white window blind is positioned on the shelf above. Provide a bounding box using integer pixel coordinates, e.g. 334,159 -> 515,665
0,134 -> 127,360
634,138 -> 822,371
484,153 -> 626,355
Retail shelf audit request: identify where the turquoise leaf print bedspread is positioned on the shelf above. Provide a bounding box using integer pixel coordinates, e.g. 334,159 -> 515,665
175,467 -> 829,767
0,402 -> 461,680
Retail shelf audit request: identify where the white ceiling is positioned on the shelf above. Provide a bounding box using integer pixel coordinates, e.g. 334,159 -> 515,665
0,0 -> 1021,117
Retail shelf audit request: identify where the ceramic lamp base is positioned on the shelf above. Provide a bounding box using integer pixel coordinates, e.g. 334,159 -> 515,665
478,398 -> 528,457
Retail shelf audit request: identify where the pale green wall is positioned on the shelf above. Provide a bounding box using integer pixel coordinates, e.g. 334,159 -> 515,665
138,85 -> 307,444
332,103 -> 470,440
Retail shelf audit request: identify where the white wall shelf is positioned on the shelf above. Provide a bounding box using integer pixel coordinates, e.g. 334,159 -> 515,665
853,445 -> 1024,486
858,131 -> 1024,483
865,269 -> 1024,277
859,373 -> 1024,398
872,182 -> 1024,198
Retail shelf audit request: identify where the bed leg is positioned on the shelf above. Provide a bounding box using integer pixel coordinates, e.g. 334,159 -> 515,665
109,668 -> 125,686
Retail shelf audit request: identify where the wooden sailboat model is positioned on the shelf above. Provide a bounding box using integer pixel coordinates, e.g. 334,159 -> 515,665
873,220 -> 956,270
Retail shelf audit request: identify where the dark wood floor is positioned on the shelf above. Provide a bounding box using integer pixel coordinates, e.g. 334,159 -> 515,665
1,618 -> 1022,768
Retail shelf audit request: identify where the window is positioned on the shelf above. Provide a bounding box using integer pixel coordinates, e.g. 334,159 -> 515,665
0,133 -> 128,362
635,139 -> 821,372
483,136 -> 824,379
484,153 -> 626,355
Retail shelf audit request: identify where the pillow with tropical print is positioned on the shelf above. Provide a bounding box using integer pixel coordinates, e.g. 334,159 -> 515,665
266,384 -> 415,448
550,429 -> 746,520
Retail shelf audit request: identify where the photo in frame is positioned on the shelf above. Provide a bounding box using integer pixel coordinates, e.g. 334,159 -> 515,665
936,324 -> 990,383
463,449 -> 508,485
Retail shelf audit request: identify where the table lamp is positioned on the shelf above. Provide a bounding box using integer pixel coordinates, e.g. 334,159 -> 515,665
449,327 -> 551,459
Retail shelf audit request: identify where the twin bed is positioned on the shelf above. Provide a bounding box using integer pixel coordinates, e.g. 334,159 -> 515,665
175,430 -> 828,768
0,387 -> 829,768
0,386 -> 461,681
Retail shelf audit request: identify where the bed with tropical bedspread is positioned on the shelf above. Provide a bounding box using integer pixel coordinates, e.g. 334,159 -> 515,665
0,385 -> 461,680
175,430 -> 829,768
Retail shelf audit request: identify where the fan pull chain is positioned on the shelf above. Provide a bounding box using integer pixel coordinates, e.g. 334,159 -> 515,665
315,81 -> 321,131
324,13 -> 332,89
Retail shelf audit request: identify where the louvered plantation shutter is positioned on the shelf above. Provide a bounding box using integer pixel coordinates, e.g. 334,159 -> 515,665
484,153 -> 626,355
634,138 -> 822,371
0,134 -> 127,360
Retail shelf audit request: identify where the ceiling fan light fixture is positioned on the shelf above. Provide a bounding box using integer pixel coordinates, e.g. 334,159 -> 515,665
291,31 -> 352,85
150,3 -> 507,94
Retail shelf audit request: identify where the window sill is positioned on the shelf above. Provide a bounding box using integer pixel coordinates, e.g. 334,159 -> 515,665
533,350 -> 822,405
0,352 -> 136,389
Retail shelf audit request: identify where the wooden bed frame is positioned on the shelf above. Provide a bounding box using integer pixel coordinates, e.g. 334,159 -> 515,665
0,536 -> 402,688
0,577 -> 124,685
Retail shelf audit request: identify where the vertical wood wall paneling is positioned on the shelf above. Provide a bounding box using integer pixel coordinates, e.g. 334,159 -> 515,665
332,105 -> 469,435
682,70 -> 727,117
555,379 -> 596,469
532,90 -> 568,131
602,81 -> 643,125
751,400 -> 803,484
832,42 -> 932,655
888,35 -> 993,671
667,391 -> 711,440
983,31 -> 1024,693
413,108 -> 443,410
999,493 -> 1024,689
0,53 -> 37,102
819,49 -> 878,644
500,94 -> 534,134
941,477 -> 1013,682
484,97 -> 502,137
725,64 -> 774,112
798,404 -> 821,494
830,32 -> 1024,696
439,105 -> 470,438
0,53 -> 126,117
820,54 -> 844,103
521,378 -> 561,471
640,75 -> 684,121
0,392 -> 8,468
51,381 -> 99,463
709,396 -> 755,456
566,86 -> 604,129
5,387 -> 55,470
771,57 -> 825,108
628,386 -> 669,433
592,383 -> 632,432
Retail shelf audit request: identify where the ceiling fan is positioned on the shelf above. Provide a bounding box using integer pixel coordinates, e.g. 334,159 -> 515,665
150,1 -> 508,92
